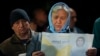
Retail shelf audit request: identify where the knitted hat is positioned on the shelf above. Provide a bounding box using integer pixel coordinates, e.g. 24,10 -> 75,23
10,8 -> 30,27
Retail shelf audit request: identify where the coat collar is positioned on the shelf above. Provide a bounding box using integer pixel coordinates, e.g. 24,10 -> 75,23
10,34 -> 31,44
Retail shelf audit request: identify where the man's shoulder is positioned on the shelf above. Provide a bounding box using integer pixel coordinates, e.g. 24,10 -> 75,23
0,34 -> 16,49
0,37 -> 12,55
0,37 -> 11,46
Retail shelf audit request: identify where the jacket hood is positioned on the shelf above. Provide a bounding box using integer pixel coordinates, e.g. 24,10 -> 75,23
47,2 -> 70,33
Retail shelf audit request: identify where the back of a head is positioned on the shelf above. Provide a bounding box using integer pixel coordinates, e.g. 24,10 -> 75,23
32,7 -> 47,19
93,17 -> 100,48
93,17 -> 100,34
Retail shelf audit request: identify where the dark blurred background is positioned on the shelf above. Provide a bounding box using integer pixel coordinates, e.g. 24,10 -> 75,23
0,0 -> 100,43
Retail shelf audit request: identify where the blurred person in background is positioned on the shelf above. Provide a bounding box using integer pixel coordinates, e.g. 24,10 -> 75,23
30,7 -> 48,32
69,8 -> 84,33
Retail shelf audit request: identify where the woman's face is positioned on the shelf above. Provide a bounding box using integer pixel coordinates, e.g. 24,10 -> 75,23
52,9 -> 68,32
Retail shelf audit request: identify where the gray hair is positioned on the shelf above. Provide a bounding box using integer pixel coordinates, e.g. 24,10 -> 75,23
52,5 -> 69,13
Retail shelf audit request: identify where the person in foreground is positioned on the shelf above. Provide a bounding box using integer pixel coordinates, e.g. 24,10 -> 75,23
92,17 -> 100,56
0,8 -> 31,56
26,2 -> 97,56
